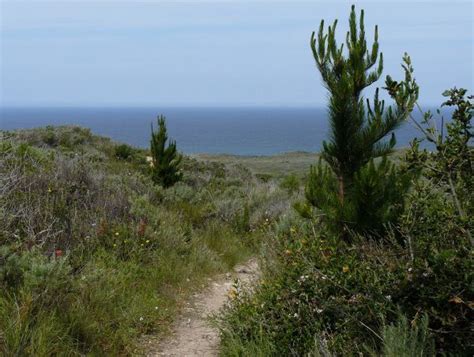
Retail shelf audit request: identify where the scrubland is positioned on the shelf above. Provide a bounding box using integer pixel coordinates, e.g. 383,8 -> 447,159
0,126 -> 294,355
0,123 -> 472,356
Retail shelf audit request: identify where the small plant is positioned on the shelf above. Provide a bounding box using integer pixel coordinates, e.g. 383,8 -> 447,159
234,203 -> 250,233
280,174 -> 300,195
401,88 -> 473,245
114,143 -> 135,160
42,126 -> 58,146
150,115 -> 183,188
369,314 -> 435,357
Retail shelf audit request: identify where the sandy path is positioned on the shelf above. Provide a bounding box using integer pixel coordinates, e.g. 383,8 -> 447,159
143,259 -> 259,357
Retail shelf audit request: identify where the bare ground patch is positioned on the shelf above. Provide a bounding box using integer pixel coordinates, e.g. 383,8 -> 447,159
142,259 -> 259,357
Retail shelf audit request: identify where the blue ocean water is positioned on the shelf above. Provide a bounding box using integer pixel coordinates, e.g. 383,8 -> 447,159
1,107 -> 429,155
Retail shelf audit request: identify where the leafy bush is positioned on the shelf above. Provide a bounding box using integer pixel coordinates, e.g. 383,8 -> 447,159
41,126 -> 58,146
114,143 -> 135,160
219,214 -> 472,355
279,174 -> 300,194
402,87 -> 473,245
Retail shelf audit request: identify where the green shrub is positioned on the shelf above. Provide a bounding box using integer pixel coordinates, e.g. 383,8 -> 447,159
233,203 -> 250,233
256,173 -> 272,182
367,314 -> 435,357
219,209 -> 473,355
279,174 -> 300,194
41,126 -> 58,146
114,143 -> 135,160
402,87 -> 473,245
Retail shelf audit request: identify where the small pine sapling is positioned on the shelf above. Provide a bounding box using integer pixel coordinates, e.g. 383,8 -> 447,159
305,5 -> 418,236
150,115 -> 183,188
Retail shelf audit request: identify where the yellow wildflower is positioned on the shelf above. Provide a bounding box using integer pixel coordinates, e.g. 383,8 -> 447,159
343,266 -> 350,273
228,288 -> 238,300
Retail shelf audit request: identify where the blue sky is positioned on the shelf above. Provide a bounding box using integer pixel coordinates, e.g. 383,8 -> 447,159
1,1 -> 472,107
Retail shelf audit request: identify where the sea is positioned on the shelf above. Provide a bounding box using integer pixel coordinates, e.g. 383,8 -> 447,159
0,107 -> 437,155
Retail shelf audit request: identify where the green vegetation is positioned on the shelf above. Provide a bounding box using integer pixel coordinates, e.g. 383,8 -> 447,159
305,5 -> 418,236
1,6 -> 472,357
218,6 -> 473,357
114,143 -> 137,160
403,87 -> 473,246
279,174 -> 300,195
150,115 -> 183,188
219,197 -> 472,354
0,126 -> 293,355
370,314 -> 435,357
194,151 -> 318,179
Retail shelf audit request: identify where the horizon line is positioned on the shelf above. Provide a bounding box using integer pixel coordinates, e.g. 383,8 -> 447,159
1,103 -> 443,109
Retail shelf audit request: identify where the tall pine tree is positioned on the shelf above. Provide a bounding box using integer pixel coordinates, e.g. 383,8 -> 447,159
150,115 -> 182,188
305,5 -> 418,236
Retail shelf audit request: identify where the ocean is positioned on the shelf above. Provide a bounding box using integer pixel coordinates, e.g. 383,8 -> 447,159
0,107 -> 432,155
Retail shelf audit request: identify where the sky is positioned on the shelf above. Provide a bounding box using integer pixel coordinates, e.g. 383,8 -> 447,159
1,0 -> 473,107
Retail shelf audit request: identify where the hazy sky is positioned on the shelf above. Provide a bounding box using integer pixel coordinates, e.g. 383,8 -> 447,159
1,0 -> 473,107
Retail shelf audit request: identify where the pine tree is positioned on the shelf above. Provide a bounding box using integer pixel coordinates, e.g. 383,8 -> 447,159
305,5 -> 419,235
150,115 -> 182,188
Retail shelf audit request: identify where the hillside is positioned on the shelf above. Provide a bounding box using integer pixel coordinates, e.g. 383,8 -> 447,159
1,123 -> 472,356
0,126 -> 296,355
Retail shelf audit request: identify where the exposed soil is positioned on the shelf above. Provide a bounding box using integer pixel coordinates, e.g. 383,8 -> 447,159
143,259 -> 259,356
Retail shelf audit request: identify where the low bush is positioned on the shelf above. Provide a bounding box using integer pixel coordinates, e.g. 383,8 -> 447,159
219,212 -> 472,355
369,314 -> 435,357
114,143 -> 136,160
279,174 -> 300,195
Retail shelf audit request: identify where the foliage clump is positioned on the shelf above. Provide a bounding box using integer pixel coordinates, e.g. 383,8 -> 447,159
279,173 -> 300,195
114,143 -> 136,160
403,88 -> 473,245
220,186 -> 473,355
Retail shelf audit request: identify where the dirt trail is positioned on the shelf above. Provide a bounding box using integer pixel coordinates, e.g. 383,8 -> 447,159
143,259 -> 259,357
